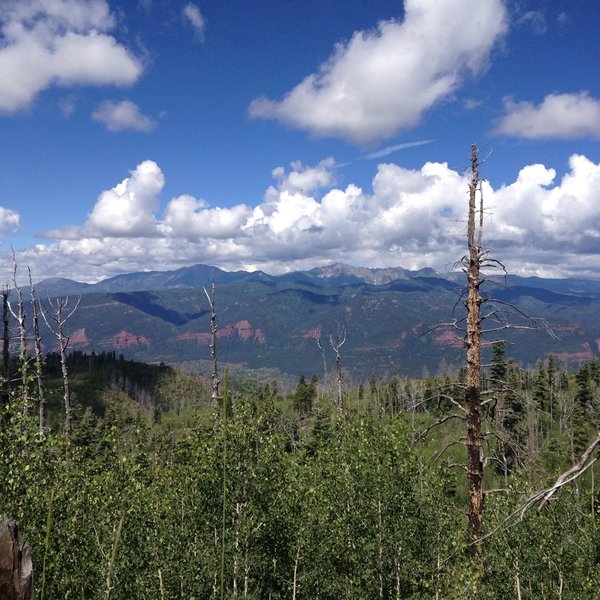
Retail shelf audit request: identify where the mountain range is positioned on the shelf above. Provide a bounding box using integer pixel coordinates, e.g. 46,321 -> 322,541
21,263 -> 600,382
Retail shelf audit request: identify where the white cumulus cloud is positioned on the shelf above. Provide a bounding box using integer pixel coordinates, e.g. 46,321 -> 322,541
85,160 -> 164,237
0,0 -> 143,113
162,196 -> 251,239
494,92 -> 600,139
13,154 -> 600,282
92,99 -> 157,132
249,0 -> 507,144
45,160 -> 165,239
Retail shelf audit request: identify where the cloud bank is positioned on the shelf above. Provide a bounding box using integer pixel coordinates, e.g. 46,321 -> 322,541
249,0 -> 507,144
0,0 -> 143,113
7,153 -> 600,282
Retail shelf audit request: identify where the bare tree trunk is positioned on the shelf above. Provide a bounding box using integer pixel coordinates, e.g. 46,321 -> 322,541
377,498 -> 384,600
10,256 -> 29,413
41,296 -> 80,439
59,323 -> 72,438
0,518 -> 33,600
104,515 -> 124,600
291,544 -> 301,600
329,327 -> 346,418
1,286 -> 9,408
28,269 -> 46,434
203,279 -> 220,406
464,144 -> 484,556
316,337 -> 328,382
213,526 -> 219,597
515,563 -> 522,600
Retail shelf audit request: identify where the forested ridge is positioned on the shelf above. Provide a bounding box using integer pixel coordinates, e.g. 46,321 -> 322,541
1,348 -> 599,599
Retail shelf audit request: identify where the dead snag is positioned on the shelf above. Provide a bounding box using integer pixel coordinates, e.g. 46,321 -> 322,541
8,254 -> 29,413
329,326 -> 346,419
464,143 -> 484,555
203,278 -> 220,406
1,285 -> 9,409
28,268 -> 46,434
0,518 -> 33,600
41,296 -> 80,439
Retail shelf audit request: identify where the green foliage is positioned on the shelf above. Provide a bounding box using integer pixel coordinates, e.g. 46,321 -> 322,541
1,355 -> 598,598
292,374 -> 317,416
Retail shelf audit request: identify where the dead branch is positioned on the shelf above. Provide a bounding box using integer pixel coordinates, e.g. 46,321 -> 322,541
526,431 -> 600,512
418,413 -> 465,442
420,439 -> 465,472
447,462 -> 469,473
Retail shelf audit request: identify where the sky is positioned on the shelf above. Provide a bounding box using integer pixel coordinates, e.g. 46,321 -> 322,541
0,0 -> 599,284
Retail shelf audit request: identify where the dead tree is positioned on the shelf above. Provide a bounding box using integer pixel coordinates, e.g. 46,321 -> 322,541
464,144 -> 485,555
28,268 -> 46,434
1,285 -> 9,408
0,518 -> 33,600
329,326 -> 346,418
42,296 -> 80,439
203,279 -> 220,406
316,336 -> 328,382
8,256 -> 29,413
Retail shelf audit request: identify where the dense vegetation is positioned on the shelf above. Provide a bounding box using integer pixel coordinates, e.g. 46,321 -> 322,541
1,350 -> 598,598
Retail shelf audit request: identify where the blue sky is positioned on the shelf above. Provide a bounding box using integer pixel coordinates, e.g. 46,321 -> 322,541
0,0 -> 599,283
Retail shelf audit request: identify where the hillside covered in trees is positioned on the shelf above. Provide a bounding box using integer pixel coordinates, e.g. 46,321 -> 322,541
1,344 -> 599,598
10,261 -> 600,382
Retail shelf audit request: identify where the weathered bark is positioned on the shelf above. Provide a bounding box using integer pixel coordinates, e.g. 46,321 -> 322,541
41,296 -> 80,439
0,519 -> 33,600
464,144 -> 484,555
28,269 -> 46,434
329,328 -> 346,418
316,337 -> 328,382
10,257 -> 29,413
1,287 -> 9,408
203,279 -> 220,406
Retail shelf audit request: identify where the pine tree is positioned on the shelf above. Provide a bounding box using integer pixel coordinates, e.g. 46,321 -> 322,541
293,375 -> 316,416
575,363 -> 593,411
490,340 -> 507,386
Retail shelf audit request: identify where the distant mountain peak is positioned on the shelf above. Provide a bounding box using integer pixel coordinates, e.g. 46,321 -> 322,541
306,263 -> 437,285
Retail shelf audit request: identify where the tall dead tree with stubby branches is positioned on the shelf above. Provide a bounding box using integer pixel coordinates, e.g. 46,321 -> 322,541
424,145 -> 549,564
464,143 -> 485,557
